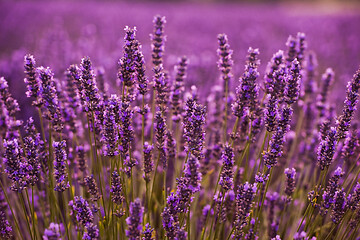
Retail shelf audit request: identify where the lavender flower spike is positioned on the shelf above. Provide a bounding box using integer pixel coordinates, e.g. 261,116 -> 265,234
111,171 -> 124,205
0,77 -> 20,117
102,95 -> 119,157
284,168 -> 296,201
126,198 -> 144,240
284,59 -> 301,105
24,54 -> 42,106
118,26 -> 137,88
184,154 -> 202,193
143,142 -> 154,182
317,127 -> 337,170
142,223 -> 154,240
150,15 -> 166,67
336,67 -> 360,139
43,222 -> 62,240
0,211 -> 12,239
53,140 -> 70,192
217,33 -> 233,94
219,145 -> 235,192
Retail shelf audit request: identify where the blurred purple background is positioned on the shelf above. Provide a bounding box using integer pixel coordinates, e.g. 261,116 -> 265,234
0,1 -> 360,120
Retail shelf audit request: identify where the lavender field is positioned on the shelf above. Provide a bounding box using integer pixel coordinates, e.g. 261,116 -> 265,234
1,1 -> 360,240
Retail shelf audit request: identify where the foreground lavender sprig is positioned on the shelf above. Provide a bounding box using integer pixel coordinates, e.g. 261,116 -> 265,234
0,210 -> 12,239
126,198 -> 143,240
101,95 -> 119,157
53,140 -> 70,192
219,145 -> 234,192
24,117 -> 41,185
336,67 -> 360,139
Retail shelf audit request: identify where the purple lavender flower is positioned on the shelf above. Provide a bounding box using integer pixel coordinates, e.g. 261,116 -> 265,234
43,222 -> 62,240
69,196 -> 94,226
126,198 -> 143,240
183,99 -> 206,158
284,168 -> 296,201
175,228 -> 187,240
80,56 -> 101,113
84,175 -> 100,201
171,56 -> 188,122
142,223 -> 154,240
184,154 -> 202,193
233,182 -> 257,239
162,206 -> 177,240
102,95 -> 119,157
37,66 -> 64,132
336,67 -> 360,139
245,218 -> 257,240
134,43 -> 148,96
83,223 -> 99,240
317,127 -> 337,170
217,33 -> 233,94
316,68 -> 334,116
0,77 -> 20,117
24,117 -> 41,185
150,15 -> 166,67
304,52 -> 317,97
175,177 -> 193,212
264,50 -> 284,96
0,211 -> 12,239
155,111 -> 168,169
219,145 -> 234,192
265,95 -> 278,132
118,26 -> 137,89
284,59 -> 301,105
3,138 -> 28,191
76,145 -> 87,174
232,47 -> 260,118
143,142 -> 154,182
24,54 -> 42,106
296,32 -> 307,68
68,64 -> 85,110
285,35 -> 297,67
153,65 -> 169,110
342,129 -> 359,164
65,65 -> 81,111
348,182 -> 360,211
331,189 -> 348,224
111,171 -> 124,205
53,140 -> 70,192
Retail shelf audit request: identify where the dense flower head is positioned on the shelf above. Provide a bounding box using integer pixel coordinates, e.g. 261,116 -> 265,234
0,210 -> 12,239
296,32 -> 307,68
65,65 -> 81,111
233,182 -> 257,239
134,43 -> 148,95
175,177 -> 193,212
265,95 -> 278,132
331,189 -> 348,224
101,95 -> 119,157
284,168 -> 296,201
285,35 -> 297,67
83,223 -> 99,240
341,130 -> 359,163
348,182 -> 360,211
80,56 -> 101,112
53,140 -> 70,192
171,56 -> 188,122
84,175 -> 100,201
143,141 -> 154,182
184,154 -> 202,193
111,170 -> 124,205
24,54 -> 42,106
321,167 -> 343,214
43,222 -> 62,240
119,100 -> 134,159
118,26 -> 138,88
153,65 -> 169,109
317,127 -> 337,170
150,15 -> 166,67
304,52 -> 318,97
126,198 -> 143,240
219,145 -> 234,191
284,59 -> 301,105
68,64 -> 85,109
155,111 -> 168,168
183,98 -> 206,158
142,223 -> 154,240
76,145 -> 87,173
69,196 -> 94,226
37,66 -> 64,132
162,206 -> 178,239
3,138 -> 28,191
0,77 -> 20,117
264,50 -> 284,95
316,68 -> 334,115
24,117 -> 41,185
336,67 -> 360,139
232,47 -> 260,118
217,33 -> 233,92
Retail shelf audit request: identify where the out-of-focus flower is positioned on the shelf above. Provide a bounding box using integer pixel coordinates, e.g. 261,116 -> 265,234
53,140 -> 69,192
126,198 -> 143,240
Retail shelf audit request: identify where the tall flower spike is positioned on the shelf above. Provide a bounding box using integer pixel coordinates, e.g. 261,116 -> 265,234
80,56 -> 101,113
153,65 -> 169,110
217,33 -> 233,96
265,95 -> 278,132
184,154 -> 202,193
171,56 -> 188,122
126,198 -> 143,240
24,54 -> 42,106
232,47 -> 260,118
118,26 -> 137,88
3,138 -> 28,191
233,182 -> 257,239
150,15 -> 166,67
155,111 -> 167,169
264,50 -> 284,96
316,68 -> 334,117
65,65 -> 81,111
304,52 -> 318,97
119,100 -> 134,159
0,211 -> 12,239
135,43 -> 148,96
284,168 -> 296,202
0,77 -> 20,117
69,196 -> 94,226
284,59 -> 301,105
102,95 -> 119,157
336,67 -> 360,139
111,171 -> 124,205
24,117 -> 41,185
331,189 -> 348,224
37,67 -> 64,132
68,64 -> 85,110
317,127 -> 337,170
285,35 -> 297,68
219,145 -> 234,192
143,142 -> 154,182
321,167 -> 343,214
53,140 -> 70,192
296,32 -> 307,68
84,175 -> 100,201
142,223 -> 154,240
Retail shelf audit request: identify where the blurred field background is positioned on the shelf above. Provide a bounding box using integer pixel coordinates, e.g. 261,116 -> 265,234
0,0 -> 360,120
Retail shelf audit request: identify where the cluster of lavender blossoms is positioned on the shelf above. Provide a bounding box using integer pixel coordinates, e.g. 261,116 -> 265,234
1,13 -> 360,240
